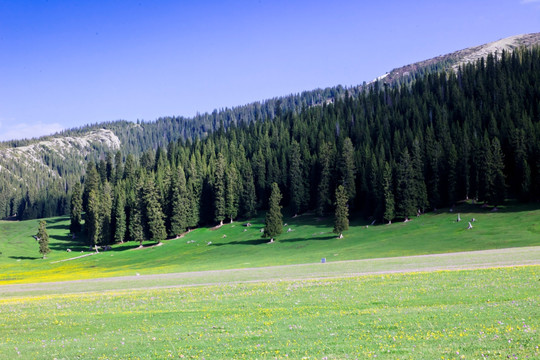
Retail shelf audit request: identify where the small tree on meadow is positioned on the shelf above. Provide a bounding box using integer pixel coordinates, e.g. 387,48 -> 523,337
333,185 -> 349,238
37,220 -> 50,259
263,182 -> 283,242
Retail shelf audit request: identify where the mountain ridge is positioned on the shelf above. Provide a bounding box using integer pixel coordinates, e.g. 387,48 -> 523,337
378,32 -> 540,85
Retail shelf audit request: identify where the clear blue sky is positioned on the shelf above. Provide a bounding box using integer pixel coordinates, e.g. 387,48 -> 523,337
0,0 -> 539,141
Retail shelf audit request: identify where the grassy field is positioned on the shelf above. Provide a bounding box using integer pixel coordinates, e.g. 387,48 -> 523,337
1,202 -> 539,359
1,201 -> 540,284
0,266 -> 538,359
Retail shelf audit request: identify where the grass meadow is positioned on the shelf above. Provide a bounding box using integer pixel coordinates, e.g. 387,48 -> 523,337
0,266 -> 538,359
1,201 -> 540,284
0,202 -> 539,359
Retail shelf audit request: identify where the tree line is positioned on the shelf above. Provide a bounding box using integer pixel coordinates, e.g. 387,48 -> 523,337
70,47 -> 540,246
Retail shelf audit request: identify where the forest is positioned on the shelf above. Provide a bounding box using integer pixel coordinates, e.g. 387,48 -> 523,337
68,47 -> 540,247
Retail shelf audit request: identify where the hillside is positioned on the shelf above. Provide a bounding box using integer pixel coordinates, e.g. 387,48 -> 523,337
1,33 -> 540,220
1,201 -> 540,285
378,32 -> 540,85
0,130 -> 121,219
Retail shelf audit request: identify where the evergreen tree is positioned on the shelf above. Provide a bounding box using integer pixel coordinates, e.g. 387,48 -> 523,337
114,151 -> 123,185
339,137 -> 356,201
411,138 -> 428,212
123,154 -> 137,182
99,181 -> 113,245
396,148 -> 416,220
142,176 -> 167,242
488,137 -> 506,206
69,182 -> 83,234
289,140 -> 307,215
447,144 -> 458,205
86,189 -> 101,252
37,220 -> 50,259
170,167 -> 189,236
113,184 -> 127,243
225,165 -> 240,223
333,185 -> 349,238
263,182 -> 283,242
240,164 -> 257,218
186,156 -> 201,230
213,152 -> 226,225
382,161 -> 395,224
105,152 -> 114,183
316,142 -> 334,216
83,162 -> 100,209
128,201 -> 144,246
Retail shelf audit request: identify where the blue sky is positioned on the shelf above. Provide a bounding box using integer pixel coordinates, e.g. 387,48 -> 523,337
0,0 -> 539,141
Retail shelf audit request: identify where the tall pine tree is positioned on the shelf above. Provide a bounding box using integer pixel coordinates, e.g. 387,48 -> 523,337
333,185 -> 349,238
213,153 -> 226,225
69,182 -> 83,234
263,182 -> 283,242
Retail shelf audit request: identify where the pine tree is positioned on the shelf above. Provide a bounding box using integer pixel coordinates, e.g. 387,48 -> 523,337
128,202 -> 144,246
113,185 -> 127,243
289,140 -> 306,215
142,176 -> 167,242
213,153 -> 226,225
99,181 -> 113,245
69,182 -> 83,234
83,162 -> 100,209
186,156 -> 201,230
382,161 -> 395,224
37,220 -> 50,259
488,137 -> 506,206
170,167 -> 189,236
240,164 -> 257,218
316,142 -> 334,216
263,182 -> 283,242
225,165 -> 240,223
333,185 -> 349,238
86,189 -> 101,252
339,137 -> 356,201
396,148 -> 416,220
114,151 -> 123,185
411,138 -> 428,212
447,144 -> 458,205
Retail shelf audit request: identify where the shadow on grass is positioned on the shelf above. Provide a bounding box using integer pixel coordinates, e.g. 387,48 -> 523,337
49,233 -> 87,252
211,238 -> 269,246
211,235 -> 336,246
39,217 -> 70,226
9,256 -> 41,260
280,235 -> 336,243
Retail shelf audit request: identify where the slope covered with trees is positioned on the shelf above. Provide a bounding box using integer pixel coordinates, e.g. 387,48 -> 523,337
3,34 -> 540,222
74,47 -> 540,246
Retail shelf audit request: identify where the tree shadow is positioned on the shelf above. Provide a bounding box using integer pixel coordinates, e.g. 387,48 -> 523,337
9,256 -> 41,260
211,238 -> 269,246
39,217 -> 69,225
48,233 -> 87,252
279,235 -> 336,243
211,234 -> 336,246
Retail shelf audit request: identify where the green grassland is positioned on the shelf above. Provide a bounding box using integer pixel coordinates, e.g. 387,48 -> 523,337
1,202 -> 540,284
1,202 -> 539,359
1,266 -> 538,359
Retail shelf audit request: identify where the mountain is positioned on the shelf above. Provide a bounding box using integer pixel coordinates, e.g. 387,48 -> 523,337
1,33 -> 539,220
377,32 -> 540,85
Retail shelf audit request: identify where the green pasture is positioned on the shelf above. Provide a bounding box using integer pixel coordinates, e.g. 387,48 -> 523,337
1,266 -> 538,359
1,201 -> 540,284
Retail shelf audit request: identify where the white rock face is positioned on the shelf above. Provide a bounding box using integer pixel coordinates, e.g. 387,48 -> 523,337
0,129 -> 121,180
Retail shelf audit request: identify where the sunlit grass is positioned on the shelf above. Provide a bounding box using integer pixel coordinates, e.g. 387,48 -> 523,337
0,266 -> 538,359
1,201 -> 540,284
